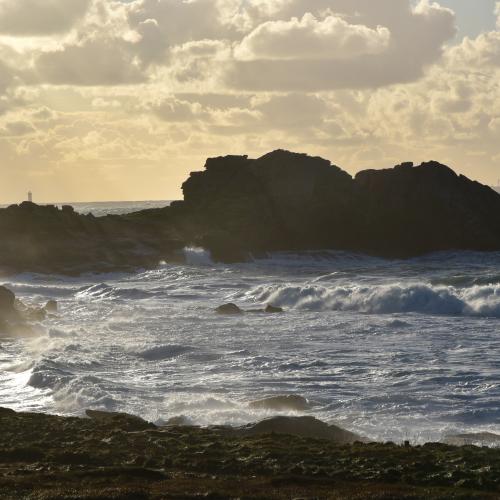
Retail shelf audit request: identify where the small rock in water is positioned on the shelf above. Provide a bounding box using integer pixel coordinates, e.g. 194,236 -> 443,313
216,303 -> 243,315
249,395 -> 311,411
0,286 -> 15,313
45,300 -> 58,313
265,304 -> 284,313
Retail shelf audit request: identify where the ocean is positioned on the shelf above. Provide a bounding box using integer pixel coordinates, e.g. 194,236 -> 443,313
1,201 -> 500,444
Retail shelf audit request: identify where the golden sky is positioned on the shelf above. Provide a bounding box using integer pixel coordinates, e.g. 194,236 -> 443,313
0,0 -> 499,202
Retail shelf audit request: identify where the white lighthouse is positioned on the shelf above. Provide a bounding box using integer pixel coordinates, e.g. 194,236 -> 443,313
28,191 -> 33,203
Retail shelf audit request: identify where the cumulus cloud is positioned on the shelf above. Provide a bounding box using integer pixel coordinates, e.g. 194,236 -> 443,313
35,39 -> 146,86
224,0 -> 456,90
233,13 -> 390,61
0,0 -> 90,36
0,120 -> 35,136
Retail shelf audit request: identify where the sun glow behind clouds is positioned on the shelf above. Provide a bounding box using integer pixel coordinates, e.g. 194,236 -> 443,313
0,0 -> 498,203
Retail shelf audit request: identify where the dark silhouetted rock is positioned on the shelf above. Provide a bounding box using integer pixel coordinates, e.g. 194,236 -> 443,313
0,202 -> 182,275
2,150 -> 500,273
249,395 -> 311,411
216,303 -> 243,315
0,287 -> 40,336
170,150 -> 500,260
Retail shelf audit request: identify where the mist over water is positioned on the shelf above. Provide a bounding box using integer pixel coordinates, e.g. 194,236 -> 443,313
1,203 -> 500,444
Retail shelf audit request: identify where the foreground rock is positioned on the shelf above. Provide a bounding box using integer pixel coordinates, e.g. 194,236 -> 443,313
237,416 -> 362,444
2,407 -> 500,499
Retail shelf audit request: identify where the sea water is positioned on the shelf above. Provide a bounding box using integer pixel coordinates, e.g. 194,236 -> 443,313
1,202 -> 500,443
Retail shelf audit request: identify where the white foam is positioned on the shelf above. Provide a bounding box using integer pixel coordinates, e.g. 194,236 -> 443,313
183,247 -> 213,266
249,282 -> 500,317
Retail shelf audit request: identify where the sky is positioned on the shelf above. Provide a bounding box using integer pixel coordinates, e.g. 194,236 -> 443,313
0,0 -> 499,202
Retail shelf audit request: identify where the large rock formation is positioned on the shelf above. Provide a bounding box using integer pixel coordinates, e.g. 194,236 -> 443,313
1,150 -> 500,274
170,151 -> 500,260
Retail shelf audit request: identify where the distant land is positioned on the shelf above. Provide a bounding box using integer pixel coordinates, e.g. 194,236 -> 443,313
1,150 -> 500,275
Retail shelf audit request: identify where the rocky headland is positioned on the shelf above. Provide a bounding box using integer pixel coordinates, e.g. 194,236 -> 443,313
2,407 -> 500,499
1,150 -> 500,274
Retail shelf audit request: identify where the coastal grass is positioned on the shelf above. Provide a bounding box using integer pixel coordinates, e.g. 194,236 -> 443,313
1,408 -> 499,499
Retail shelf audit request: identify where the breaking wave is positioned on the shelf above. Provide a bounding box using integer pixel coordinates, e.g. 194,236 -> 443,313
251,283 -> 500,317
183,247 -> 213,266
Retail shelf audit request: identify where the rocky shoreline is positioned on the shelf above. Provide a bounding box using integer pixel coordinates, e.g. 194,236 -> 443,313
1,150 -> 500,275
1,407 -> 500,499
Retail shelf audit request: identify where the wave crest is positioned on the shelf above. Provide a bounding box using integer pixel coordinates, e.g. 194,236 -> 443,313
251,283 -> 500,317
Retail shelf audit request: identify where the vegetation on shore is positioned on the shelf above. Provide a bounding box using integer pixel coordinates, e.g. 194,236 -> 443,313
1,407 -> 500,499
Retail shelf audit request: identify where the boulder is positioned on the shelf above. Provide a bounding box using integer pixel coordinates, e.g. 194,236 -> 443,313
249,395 -> 311,411
0,286 -> 15,313
265,305 -> 284,314
216,303 -> 243,315
239,416 -> 364,444
45,300 -> 58,313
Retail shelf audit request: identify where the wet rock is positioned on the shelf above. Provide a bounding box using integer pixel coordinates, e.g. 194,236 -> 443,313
265,305 -> 284,314
249,395 -> 311,412
0,286 -> 15,313
45,300 -> 58,313
239,416 -> 364,444
215,303 -> 243,315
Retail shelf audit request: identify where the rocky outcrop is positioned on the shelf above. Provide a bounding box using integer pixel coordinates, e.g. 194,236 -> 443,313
237,416 -> 364,444
171,150 -> 361,261
0,285 -> 45,336
355,161 -> 500,256
1,151 -> 500,274
171,151 -> 500,260
0,201 -> 183,275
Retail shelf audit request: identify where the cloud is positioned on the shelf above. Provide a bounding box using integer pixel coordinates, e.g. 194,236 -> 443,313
0,120 -> 35,136
35,39 -> 147,86
0,0 -> 90,36
223,0 -> 456,90
233,13 -> 390,61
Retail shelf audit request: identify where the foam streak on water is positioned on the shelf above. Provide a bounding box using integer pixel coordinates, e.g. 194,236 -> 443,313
1,205 -> 500,443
